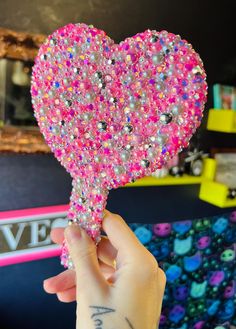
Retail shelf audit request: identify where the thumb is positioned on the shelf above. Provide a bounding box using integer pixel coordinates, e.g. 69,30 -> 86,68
64,224 -> 109,297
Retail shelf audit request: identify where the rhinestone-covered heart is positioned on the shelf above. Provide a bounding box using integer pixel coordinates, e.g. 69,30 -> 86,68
31,23 -> 207,267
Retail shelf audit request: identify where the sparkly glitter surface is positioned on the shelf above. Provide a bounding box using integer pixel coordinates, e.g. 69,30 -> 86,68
30,23 -> 207,268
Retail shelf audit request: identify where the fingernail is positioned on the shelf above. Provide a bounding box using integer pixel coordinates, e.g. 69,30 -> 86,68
65,224 -> 81,244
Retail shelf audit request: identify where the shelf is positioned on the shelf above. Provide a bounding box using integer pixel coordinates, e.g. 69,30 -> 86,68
124,158 -> 214,187
207,109 -> 236,133
125,174 -> 204,187
199,181 -> 236,208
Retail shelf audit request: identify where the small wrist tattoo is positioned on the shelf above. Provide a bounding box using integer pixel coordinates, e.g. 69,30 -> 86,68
89,305 -> 135,329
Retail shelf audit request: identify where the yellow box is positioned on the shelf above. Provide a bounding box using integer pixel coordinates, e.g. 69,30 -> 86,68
199,158 -> 236,208
200,181 -> 236,208
207,109 -> 236,133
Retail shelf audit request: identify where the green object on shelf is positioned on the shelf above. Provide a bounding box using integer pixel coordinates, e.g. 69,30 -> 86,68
213,83 -> 236,110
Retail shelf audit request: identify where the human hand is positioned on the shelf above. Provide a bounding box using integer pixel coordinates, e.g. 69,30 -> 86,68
44,210 -> 166,329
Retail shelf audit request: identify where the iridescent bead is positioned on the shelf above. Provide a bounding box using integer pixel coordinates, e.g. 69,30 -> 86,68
148,148 -> 157,159
171,105 -> 179,115
120,150 -> 130,161
156,135 -> 166,144
86,93 -> 91,100
114,166 -> 124,174
129,102 -> 135,109
94,155 -> 101,163
83,113 -> 92,121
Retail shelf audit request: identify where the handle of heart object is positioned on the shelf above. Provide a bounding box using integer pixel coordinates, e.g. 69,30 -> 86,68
61,177 -> 109,268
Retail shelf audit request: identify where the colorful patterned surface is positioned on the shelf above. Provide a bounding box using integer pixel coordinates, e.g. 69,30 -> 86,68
130,211 -> 236,329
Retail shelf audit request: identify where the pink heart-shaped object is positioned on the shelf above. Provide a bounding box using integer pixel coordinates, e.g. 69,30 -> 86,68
31,23 -> 207,268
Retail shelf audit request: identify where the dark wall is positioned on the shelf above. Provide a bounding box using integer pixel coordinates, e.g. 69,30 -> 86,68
0,153 -> 235,220
0,0 -> 236,86
1,0 -> 236,151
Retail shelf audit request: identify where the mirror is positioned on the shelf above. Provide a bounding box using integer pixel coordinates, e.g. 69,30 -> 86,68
0,27 -> 50,153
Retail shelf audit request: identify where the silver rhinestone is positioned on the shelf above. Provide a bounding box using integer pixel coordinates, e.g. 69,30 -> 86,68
78,197 -> 86,204
141,159 -> 150,168
125,144 -> 134,151
123,124 -> 133,133
40,54 -> 47,60
160,113 -> 173,124
65,99 -> 72,106
97,121 -> 107,131
151,34 -> 159,42
50,38 -> 57,45
192,65 -> 203,75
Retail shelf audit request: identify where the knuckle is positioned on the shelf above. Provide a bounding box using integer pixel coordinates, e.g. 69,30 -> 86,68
158,267 -> 167,284
113,213 -> 125,224
136,253 -> 159,278
144,249 -> 159,269
57,293 -> 66,303
74,244 -> 96,263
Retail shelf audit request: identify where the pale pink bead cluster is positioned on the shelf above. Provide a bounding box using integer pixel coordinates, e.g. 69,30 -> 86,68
31,23 -> 207,268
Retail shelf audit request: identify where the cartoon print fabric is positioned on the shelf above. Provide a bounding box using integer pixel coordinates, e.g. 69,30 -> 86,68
130,211 -> 236,329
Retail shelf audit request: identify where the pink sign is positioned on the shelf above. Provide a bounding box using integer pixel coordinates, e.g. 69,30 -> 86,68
0,204 -> 69,266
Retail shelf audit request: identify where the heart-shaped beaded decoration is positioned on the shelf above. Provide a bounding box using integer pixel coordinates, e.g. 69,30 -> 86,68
31,23 -> 207,268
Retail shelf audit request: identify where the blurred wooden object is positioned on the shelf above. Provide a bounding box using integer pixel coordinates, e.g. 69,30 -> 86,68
0,27 -> 46,62
0,125 -> 50,153
0,27 -> 49,153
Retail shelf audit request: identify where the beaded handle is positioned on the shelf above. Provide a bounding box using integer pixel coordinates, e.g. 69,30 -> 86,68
60,177 -> 108,268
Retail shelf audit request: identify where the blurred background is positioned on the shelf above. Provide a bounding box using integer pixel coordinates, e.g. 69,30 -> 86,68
0,1 -> 235,328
